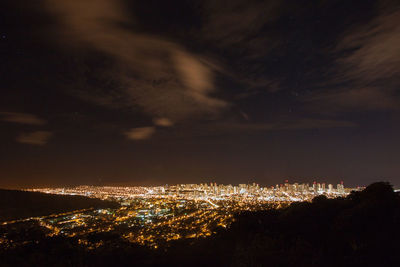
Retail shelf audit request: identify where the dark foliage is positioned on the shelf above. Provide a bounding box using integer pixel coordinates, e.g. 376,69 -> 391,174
213,182 -> 400,267
1,182 -> 399,267
0,189 -> 119,221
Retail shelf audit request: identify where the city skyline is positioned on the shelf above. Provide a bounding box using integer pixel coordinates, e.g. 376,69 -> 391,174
5,176 -> 380,190
2,180 -> 353,249
27,180 -> 352,202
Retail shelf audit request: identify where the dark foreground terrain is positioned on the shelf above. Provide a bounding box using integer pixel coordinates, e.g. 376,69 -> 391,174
0,189 -> 119,221
1,182 -> 399,267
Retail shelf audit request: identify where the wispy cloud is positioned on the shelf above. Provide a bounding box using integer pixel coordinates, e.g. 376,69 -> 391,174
44,0 -> 228,121
307,8 -> 400,111
0,112 -> 46,125
307,86 -> 398,112
219,118 -> 356,133
202,0 -> 281,50
200,0 -> 284,94
153,118 -> 173,127
124,127 -> 155,140
336,10 -> 400,84
16,131 -> 52,145
169,118 -> 356,138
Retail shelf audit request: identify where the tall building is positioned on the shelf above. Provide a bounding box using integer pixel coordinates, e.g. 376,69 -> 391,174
337,181 -> 345,194
328,184 -> 333,192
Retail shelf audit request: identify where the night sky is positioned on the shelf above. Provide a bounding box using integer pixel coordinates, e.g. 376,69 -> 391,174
1,0 -> 400,189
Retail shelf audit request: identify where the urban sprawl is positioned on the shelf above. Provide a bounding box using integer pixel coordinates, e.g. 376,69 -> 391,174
1,181 -> 359,249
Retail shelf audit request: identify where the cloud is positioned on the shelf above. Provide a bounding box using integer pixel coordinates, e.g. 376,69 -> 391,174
0,112 -> 46,125
239,111 -> 250,121
224,118 -> 356,132
153,118 -> 173,127
16,131 -> 52,145
44,0 -> 228,121
275,118 -> 357,130
200,0 -> 284,93
170,118 -> 356,138
308,8 -> 400,111
336,10 -> 400,84
202,0 -> 281,49
125,127 -> 155,140
307,86 -> 398,111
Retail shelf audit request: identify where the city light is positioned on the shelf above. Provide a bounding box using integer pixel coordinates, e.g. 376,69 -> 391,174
1,181 -> 359,250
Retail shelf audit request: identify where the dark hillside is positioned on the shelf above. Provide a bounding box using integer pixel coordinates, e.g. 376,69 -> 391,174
170,182 -> 400,267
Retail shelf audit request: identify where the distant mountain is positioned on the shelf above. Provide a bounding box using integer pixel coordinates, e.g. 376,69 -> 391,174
0,189 -> 119,221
